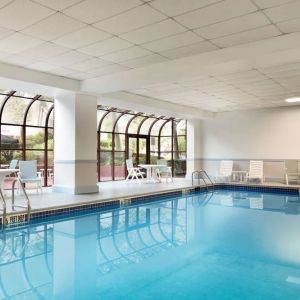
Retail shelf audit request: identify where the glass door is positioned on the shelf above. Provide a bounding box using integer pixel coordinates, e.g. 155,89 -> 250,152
127,134 -> 150,166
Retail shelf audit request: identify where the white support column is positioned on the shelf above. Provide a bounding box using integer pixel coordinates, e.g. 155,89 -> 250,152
53,92 -> 98,194
185,119 -> 202,179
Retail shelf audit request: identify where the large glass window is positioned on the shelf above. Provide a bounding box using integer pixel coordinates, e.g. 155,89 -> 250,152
0,91 -> 54,186
97,106 -> 187,181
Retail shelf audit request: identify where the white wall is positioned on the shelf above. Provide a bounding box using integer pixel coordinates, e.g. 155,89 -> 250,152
200,106 -> 300,181
201,106 -> 300,160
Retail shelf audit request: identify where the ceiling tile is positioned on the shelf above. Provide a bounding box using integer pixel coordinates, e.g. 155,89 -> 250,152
258,61 -> 300,74
142,31 -> 203,52
47,50 -> 92,66
0,0 -> 14,9
252,0 -> 295,9
277,18 -> 300,33
0,51 -> 10,59
175,0 -> 257,29
53,26 -> 111,49
31,0 -> 83,10
264,1 -> 300,23
22,12 -> 86,41
68,72 -> 95,80
0,32 -> 44,53
70,58 -> 112,71
49,67 -> 76,76
216,69 -> 262,80
94,5 -> 166,35
89,64 -> 130,76
1,54 -> 38,66
79,37 -> 133,56
212,25 -> 281,48
63,0 -> 142,23
101,46 -> 152,63
0,26 -> 14,39
120,19 -> 186,44
120,54 -> 168,68
27,62 -> 58,71
150,0 -> 221,17
20,42 -> 70,59
269,68 -> 300,79
0,0 -> 54,31
194,12 -> 270,39
159,41 -> 218,59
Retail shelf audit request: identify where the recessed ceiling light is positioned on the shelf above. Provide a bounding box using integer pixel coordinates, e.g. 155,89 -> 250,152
285,97 -> 300,103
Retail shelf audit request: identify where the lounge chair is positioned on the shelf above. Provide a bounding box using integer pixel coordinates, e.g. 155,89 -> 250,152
216,160 -> 233,182
284,160 -> 300,185
125,159 -> 144,182
246,160 -> 264,183
156,159 -> 173,182
18,160 -> 42,193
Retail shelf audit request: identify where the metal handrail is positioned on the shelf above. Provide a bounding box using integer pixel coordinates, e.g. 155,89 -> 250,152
0,189 -> 7,228
11,178 -> 31,223
192,170 -> 214,190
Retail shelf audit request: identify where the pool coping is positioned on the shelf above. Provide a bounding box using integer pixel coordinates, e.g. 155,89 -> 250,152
1,182 -> 299,226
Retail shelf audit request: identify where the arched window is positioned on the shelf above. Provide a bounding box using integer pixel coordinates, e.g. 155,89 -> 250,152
97,106 -> 187,181
0,91 -> 54,187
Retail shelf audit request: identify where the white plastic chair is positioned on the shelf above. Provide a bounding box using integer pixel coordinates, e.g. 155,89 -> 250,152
18,160 -> 42,193
156,159 -> 173,182
125,159 -> 144,182
5,159 -> 18,177
216,160 -> 233,182
246,160 -> 264,183
284,160 -> 300,185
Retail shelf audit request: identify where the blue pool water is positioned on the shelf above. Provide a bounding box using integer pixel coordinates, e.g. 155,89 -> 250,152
1,189 -> 300,300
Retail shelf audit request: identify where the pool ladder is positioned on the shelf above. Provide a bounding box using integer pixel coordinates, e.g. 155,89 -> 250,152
1,178 -> 31,228
0,190 -> 6,229
12,179 -> 31,223
192,170 -> 214,190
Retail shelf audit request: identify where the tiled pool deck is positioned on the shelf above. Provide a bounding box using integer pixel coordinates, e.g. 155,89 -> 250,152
1,178 -> 300,224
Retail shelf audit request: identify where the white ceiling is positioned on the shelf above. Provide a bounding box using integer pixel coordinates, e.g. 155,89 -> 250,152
0,0 -> 300,112
130,67 -> 300,112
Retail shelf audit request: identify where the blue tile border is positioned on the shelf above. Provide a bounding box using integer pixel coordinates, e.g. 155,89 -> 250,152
1,183 -> 299,226
30,200 -> 120,220
214,183 -> 299,195
0,200 -> 120,226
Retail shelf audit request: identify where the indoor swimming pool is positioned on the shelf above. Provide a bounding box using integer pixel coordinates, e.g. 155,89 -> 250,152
1,188 -> 300,300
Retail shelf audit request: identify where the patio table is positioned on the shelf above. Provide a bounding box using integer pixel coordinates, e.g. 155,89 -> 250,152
232,171 -> 247,182
40,168 -> 53,177
138,164 -> 164,183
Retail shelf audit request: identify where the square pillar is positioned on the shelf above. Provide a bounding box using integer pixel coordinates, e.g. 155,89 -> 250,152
185,119 -> 202,178
53,92 -> 98,194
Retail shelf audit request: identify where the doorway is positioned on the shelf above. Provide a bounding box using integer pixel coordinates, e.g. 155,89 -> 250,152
127,134 -> 150,166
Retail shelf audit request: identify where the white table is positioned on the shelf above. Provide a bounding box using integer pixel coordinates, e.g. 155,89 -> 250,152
232,171 -> 247,182
40,168 -> 53,177
138,164 -> 164,183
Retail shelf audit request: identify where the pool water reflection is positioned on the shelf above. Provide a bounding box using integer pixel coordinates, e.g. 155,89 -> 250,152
1,190 -> 300,299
